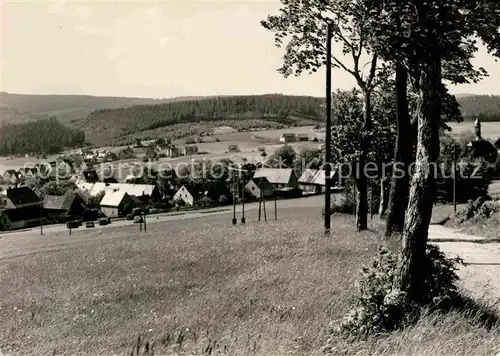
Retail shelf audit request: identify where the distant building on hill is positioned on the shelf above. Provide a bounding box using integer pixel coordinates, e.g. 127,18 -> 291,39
165,146 -> 180,158
297,133 -> 309,141
182,145 -> 199,156
280,133 -> 296,143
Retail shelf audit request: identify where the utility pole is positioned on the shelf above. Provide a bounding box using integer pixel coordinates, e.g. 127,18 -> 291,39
324,21 -> 333,236
40,201 -> 43,235
258,178 -> 267,222
241,178 -> 245,224
453,144 -> 457,214
143,194 -> 147,232
274,194 -> 277,221
232,170 -> 237,225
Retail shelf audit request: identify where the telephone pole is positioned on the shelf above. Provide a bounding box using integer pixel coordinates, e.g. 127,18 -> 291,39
324,21 -> 333,236
453,144 -> 457,214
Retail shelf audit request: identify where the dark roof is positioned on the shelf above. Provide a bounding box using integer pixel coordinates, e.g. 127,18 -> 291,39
2,205 -> 44,222
4,170 -> 20,178
6,187 -> 41,207
19,167 -> 37,175
43,192 -> 80,211
467,139 -> 498,164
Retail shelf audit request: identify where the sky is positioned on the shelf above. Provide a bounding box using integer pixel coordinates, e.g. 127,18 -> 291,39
1,0 -> 499,99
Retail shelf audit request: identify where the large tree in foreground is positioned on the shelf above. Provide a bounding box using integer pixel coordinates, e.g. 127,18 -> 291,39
261,0 -> 391,231
361,0 -> 500,303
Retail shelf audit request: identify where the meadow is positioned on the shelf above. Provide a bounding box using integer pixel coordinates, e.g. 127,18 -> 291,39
448,121 -> 500,140
1,205 -> 499,355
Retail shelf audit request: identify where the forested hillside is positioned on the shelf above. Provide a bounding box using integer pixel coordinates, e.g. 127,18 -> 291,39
0,117 -> 85,156
1,92 -> 498,147
0,92 -> 206,125
82,94 -> 324,145
457,95 -> 500,121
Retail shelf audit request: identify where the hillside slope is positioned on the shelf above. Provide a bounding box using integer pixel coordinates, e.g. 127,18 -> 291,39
1,92 -> 498,147
0,92 -> 207,125
0,117 -> 86,156
80,94 -> 324,145
457,95 -> 500,121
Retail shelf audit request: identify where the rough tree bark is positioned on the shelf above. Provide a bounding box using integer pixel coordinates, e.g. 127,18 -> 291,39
356,90 -> 372,231
392,54 -> 442,303
379,177 -> 389,217
385,63 -> 412,237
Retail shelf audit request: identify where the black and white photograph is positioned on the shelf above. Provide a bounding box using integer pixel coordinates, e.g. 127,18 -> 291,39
0,0 -> 499,355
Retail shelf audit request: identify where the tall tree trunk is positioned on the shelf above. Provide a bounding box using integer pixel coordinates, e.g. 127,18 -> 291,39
385,64 -> 412,237
356,90 -> 372,231
392,55 -> 442,303
379,177 -> 389,217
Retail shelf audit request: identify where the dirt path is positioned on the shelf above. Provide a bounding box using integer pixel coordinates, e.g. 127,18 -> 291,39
429,225 -> 500,309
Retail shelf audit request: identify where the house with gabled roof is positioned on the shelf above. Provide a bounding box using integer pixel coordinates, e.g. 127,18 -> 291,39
99,190 -> 137,218
2,169 -> 21,185
0,187 -> 44,230
75,179 -> 160,202
173,184 -> 203,207
252,168 -> 298,190
298,168 -> 337,194
245,177 -> 274,199
43,192 -> 87,221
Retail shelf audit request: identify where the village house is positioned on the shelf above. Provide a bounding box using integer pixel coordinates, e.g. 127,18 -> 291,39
297,133 -> 309,141
99,190 -> 137,218
75,180 -> 161,202
173,185 -> 203,207
279,133 -> 296,143
2,169 -> 21,185
182,145 -> 199,156
252,168 -> 298,190
0,187 -> 44,231
165,145 -> 180,158
43,192 -> 87,222
245,177 -> 274,199
298,169 -> 337,194
82,168 -> 100,183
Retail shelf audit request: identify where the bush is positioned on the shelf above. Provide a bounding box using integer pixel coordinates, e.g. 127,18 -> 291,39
331,245 -> 462,339
457,197 -> 500,223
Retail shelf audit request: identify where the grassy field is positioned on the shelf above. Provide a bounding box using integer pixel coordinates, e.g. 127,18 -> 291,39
448,121 -> 500,140
1,204 -> 499,355
0,208 -> 380,355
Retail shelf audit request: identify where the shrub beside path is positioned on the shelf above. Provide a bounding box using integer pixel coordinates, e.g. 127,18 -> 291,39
429,225 -> 500,309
